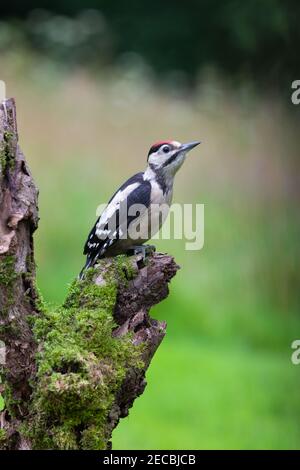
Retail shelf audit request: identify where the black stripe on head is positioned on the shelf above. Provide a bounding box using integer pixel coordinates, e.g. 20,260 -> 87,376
163,149 -> 181,167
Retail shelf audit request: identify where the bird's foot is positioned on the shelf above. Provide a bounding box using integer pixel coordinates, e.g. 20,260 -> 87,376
127,244 -> 156,260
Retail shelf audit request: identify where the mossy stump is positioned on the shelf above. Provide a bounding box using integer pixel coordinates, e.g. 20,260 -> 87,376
0,98 -> 179,450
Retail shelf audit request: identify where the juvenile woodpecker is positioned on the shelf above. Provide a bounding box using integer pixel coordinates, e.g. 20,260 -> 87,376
80,140 -> 200,278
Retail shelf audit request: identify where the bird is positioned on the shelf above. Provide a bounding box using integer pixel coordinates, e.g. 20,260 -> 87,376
79,140 -> 200,279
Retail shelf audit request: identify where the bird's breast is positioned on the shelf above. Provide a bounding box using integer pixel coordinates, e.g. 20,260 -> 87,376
150,180 -> 173,206
148,180 -> 173,233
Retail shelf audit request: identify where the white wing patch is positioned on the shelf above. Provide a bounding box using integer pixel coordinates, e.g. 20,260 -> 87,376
95,182 -> 140,239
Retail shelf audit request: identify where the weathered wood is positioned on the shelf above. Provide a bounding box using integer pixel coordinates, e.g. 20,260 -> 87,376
0,98 -> 179,450
0,99 -> 39,449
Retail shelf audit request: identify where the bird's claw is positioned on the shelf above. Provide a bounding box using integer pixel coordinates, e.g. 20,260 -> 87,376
128,244 -> 156,260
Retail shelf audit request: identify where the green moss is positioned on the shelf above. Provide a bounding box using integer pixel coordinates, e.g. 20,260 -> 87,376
0,428 -> 7,448
114,254 -> 137,285
0,255 -> 20,314
64,256 -> 136,310
23,254 -> 47,314
26,256 -> 143,450
37,291 -> 47,313
81,425 -> 107,450
0,255 -> 18,287
0,381 -> 21,419
0,131 -> 15,173
0,392 -> 4,411
51,425 -> 78,450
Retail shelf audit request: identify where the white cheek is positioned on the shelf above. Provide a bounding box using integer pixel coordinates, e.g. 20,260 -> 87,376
149,151 -> 173,167
149,153 -> 162,166
148,155 -> 155,166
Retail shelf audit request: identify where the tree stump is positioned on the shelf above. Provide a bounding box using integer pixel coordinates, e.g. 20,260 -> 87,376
0,98 -> 179,450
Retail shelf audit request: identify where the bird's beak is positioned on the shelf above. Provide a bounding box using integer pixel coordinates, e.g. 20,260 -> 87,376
180,141 -> 201,153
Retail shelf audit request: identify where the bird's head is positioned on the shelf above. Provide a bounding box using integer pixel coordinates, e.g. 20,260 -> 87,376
147,140 -> 200,176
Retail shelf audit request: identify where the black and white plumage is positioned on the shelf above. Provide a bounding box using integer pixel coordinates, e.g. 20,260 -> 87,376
80,139 -> 200,278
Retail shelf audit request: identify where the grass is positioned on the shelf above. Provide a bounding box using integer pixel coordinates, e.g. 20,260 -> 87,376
0,49 -> 300,449
113,339 -> 300,450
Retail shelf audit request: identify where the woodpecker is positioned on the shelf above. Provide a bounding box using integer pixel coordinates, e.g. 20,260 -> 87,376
80,140 -> 200,278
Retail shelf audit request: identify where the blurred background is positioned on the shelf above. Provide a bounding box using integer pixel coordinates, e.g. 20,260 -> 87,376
1,0 -> 300,449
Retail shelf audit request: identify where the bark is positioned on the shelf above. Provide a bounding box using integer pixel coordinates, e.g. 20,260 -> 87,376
0,98 -> 179,450
0,98 -> 39,449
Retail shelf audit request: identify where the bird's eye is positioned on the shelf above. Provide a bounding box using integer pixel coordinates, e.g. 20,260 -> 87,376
162,145 -> 170,153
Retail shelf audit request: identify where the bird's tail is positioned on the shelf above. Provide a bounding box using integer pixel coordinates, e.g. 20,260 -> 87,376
78,255 -> 96,280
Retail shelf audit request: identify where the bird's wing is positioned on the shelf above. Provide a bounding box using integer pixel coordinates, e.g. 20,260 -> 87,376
83,172 -> 151,259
